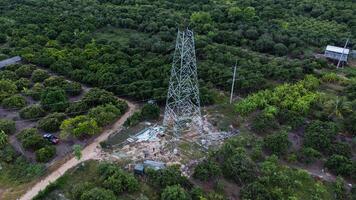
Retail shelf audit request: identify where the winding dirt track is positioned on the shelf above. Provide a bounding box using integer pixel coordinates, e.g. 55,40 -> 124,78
19,100 -> 137,200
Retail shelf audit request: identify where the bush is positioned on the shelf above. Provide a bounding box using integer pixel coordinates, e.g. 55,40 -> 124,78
27,83 -> 45,100
88,104 -> 122,127
2,94 -> 27,109
0,70 -> 17,81
80,187 -> 116,200
141,103 -> 160,120
304,120 -> 338,153
223,148 -> 257,184
19,105 -> 46,119
277,109 -> 304,129
31,69 -> 50,83
64,81 -> 82,96
297,147 -> 321,164
65,101 -> 88,116
83,88 -> 117,107
18,128 -> 48,150
252,111 -> 279,134
15,64 -> 36,78
124,111 -> 142,127
70,182 -> 95,200
0,130 -> 8,147
35,145 -> 56,162
193,159 -> 221,181
98,163 -> 139,194
240,182 -> 272,200
0,79 -> 17,102
60,115 -> 100,138
161,185 -> 190,200
343,112 -> 356,136
0,119 -> 16,134
41,87 -> 69,112
146,165 -> 190,189
330,142 -> 352,158
43,76 -> 67,88
325,155 -> 353,176
38,112 -> 67,132
263,130 -> 290,156
15,78 -> 31,91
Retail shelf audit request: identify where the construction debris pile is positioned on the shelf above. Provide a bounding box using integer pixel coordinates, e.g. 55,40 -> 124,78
103,117 -> 239,176
109,125 -> 182,164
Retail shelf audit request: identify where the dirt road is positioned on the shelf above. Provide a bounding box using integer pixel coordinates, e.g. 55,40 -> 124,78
19,100 -> 137,200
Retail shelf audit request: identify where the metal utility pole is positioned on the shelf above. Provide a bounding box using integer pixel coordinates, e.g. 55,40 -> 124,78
336,38 -> 349,69
163,28 -> 202,135
230,61 -> 237,104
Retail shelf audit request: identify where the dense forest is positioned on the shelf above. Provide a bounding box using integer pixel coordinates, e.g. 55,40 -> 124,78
0,0 -> 354,101
0,0 -> 355,199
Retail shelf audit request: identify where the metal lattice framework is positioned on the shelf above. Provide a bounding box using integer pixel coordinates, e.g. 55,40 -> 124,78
163,28 -> 202,135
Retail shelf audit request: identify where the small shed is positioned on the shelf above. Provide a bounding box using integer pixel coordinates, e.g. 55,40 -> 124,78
324,45 -> 350,62
0,56 -> 21,69
143,160 -> 166,171
351,50 -> 356,59
134,164 -> 144,175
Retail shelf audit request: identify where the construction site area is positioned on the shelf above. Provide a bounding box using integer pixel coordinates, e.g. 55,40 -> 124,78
101,112 -> 239,176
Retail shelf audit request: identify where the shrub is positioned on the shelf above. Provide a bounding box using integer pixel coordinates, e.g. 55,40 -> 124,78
0,79 -> 17,102
343,112 -> 356,136
38,112 -> 67,132
0,119 -> 16,134
124,111 -> 142,127
18,128 -> 48,150
83,88 -> 117,107
304,120 -> 338,153
64,81 -> 82,96
98,163 -> 139,194
263,130 -> 290,155
43,76 -> 67,88
65,101 -> 88,116
161,185 -> 190,200
15,78 -> 31,91
0,70 -> 17,81
88,104 -> 122,127
297,147 -> 321,164
60,115 -> 100,138
19,105 -> 46,119
70,182 -> 95,200
277,109 -> 305,129
15,64 -> 36,78
321,72 -> 344,84
41,87 -> 69,112
27,83 -> 45,100
325,155 -> 353,177
240,182 -> 272,200
146,165 -> 190,188
330,142 -> 352,158
193,159 -> 221,181
141,103 -> 160,120
31,69 -> 50,83
2,94 -> 27,109
80,187 -> 116,200
252,111 -> 279,134
35,145 -> 56,162
0,130 -> 8,147
223,148 -> 257,184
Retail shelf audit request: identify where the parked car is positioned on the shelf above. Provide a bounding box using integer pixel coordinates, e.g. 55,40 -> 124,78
43,133 -> 59,144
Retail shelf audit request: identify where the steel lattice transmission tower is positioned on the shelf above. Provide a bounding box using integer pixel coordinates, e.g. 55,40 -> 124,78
163,28 -> 202,135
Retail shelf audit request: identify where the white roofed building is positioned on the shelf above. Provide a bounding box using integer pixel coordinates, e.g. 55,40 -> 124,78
324,45 -> 350,62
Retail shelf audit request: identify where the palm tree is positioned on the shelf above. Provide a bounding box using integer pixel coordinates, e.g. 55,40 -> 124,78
0,130 -> 8,147
324,96 -> 351,119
